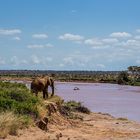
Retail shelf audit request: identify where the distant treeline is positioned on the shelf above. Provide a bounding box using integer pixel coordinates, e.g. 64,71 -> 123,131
0,70 -> 120,83
0,70 -> 120,76
0,66 -> 139,85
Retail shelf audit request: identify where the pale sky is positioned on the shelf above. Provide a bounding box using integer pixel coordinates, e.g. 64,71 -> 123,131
0,0 -> 140,70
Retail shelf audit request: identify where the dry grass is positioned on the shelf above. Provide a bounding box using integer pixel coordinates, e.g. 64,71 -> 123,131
117,117 -> 128,121
0,111 -> 30,138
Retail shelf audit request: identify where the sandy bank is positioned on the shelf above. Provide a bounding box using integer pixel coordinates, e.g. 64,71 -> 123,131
6,112 -> 140,140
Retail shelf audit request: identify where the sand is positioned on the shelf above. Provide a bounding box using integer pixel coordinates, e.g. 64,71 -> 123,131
6,112 -> 140,140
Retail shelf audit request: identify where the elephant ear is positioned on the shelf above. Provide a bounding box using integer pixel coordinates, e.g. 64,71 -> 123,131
50,77 -> 53,83
50,78 -> 54,86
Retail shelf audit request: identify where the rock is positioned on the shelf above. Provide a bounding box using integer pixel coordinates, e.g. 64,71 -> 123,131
73,87 -> 80,90
43,117 -> 49,124
59,133 -> 63,137
36,118 -> 48,131
56,133 -> 63,140
46,102 -> 57,116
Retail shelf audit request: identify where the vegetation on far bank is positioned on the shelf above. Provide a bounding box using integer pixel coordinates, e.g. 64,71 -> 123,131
117,66 -> 140,86
0,66 -> 139,86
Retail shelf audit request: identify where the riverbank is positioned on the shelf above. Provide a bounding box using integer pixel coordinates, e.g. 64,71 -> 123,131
1,81 -> 140,140
1,77 -> 140,122
6,111 -> 140,140
0,76 -> 140,86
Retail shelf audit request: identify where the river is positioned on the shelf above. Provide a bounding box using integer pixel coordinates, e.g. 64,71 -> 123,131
10,80 -> 140,122
55,82 -> 140,122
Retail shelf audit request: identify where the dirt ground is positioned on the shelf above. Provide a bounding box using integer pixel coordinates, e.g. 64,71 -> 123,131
6,112 -> 140,140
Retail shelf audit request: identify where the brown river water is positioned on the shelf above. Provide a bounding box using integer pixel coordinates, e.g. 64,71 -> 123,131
11,81 -> 140,122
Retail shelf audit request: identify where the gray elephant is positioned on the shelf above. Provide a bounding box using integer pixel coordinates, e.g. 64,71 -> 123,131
31,76 -> 54,99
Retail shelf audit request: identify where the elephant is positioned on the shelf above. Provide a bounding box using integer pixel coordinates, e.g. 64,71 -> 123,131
31,76 -> 54,99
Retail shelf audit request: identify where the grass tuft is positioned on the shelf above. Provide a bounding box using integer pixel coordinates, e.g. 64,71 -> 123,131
63,100 -> 90,114
0,111 -> 31,138
60,100 -> 90,118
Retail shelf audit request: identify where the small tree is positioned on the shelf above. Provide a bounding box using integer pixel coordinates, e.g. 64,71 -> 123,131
117,71 -> 129,85
128,66 -> 140,75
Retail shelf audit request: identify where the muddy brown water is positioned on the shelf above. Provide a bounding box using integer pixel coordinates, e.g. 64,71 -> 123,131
10,81 -> 140,122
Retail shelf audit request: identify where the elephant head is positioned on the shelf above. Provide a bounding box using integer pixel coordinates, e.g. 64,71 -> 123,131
31,76 -> 54,99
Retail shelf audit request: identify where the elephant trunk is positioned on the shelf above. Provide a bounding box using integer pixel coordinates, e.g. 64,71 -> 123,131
46,77 -> 54,97
52,86 -> 54,96
51,81 -> 54,96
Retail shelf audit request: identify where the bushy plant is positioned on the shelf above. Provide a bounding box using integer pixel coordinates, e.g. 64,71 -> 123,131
47,95 -> 64,105
0,82 -> 39,117
117,71 -> 129,85
0,111 -> 31,138
62,100 -> 90,114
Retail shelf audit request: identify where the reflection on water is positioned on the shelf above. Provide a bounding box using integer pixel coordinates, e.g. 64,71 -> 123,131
55,82 -> 140,122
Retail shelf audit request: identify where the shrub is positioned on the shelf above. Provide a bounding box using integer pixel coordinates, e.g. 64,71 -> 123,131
0,82 -> 40,137
76,105 -> 90,114
117,71 -> 129,85
62,100 -> 90,114
0,81 -> 39,117
47,95 -> 64,106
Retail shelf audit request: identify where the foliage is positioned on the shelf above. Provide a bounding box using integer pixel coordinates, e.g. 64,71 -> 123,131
0,70 -> 119,83
0,67 -> 139,85
47,95 -> 64,105
0,81 -> 39,117
127,66 -> 140,86
128,66 -> 140,74
0,82 -> 41,138
131,81 -> 140,86
61,100 -> 90,115
117,71 -> 129,85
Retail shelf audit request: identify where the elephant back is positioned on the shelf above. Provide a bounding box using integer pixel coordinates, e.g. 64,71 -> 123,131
31,77 -> 46,91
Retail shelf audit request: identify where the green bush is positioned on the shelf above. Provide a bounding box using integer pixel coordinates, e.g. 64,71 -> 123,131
62,100 -> 90,114
117,71 -> 129,85
0,82 -> 39,117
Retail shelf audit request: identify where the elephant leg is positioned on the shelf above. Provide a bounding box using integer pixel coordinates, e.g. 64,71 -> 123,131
31,88 -> 38,97
45,86 -> 48,99
43,87 -> 48,99
43,90 -> 46,99
51,86 -> 54,97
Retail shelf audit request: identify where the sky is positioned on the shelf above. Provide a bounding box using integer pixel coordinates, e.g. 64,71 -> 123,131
0,0 -> 140,71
